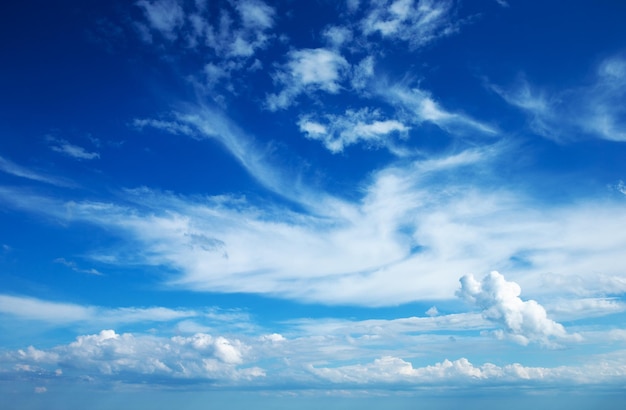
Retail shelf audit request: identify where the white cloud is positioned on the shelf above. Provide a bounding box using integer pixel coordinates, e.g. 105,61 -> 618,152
491,55 -> 626,142
309,354 -> 626,385
48,138 -> 100,160
236,0 -> 275,30
351,56 -> 375,90
381,84 -> 498,135
137,0 -> 185,41
3,329 -> 263,383
0,155 -> 73,187
298,108 -> 409,153
266,48 -> 350,110
457,271 -> 578,346
133,118 -> 195,136
425,306 -> 439,317
360,0 -> 457,48
136,0 -> 276,90
546,298 -> 626,322
0,294 -> 198,325
3,137 -> 626,307
0,295 -> 95,323
54,258 -> 103,276
323,25 -> 354,49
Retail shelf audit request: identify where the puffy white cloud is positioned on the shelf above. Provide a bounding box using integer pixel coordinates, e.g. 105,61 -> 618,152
236,0 -> 275,30
266,48 -> 350,110
457,271 -> 577,346
298,108 -> 409,153
4,330 -> 263,383
310,354 -> 626,385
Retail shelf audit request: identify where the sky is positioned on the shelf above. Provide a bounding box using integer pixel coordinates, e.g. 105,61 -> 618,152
1,0 -> 626,408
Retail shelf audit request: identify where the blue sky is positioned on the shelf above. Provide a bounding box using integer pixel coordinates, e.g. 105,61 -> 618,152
1,0 -> 626,408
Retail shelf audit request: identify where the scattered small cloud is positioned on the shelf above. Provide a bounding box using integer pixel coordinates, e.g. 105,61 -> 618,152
54,258 -> 103,276
133,117 -> 195,136
425,306 -> 439,317
266,48 -> 350,110
47,138 -> 100,160
298,108 -> 409,154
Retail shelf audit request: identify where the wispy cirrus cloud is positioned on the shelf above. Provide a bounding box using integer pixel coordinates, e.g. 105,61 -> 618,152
379,83 -> 498,135
0,294 -> 198,325
54,258 -> 103,276
47,138 -> 100,160
0,155 -> 74,187
490,55 -> 626,142
2,139 -> 625,308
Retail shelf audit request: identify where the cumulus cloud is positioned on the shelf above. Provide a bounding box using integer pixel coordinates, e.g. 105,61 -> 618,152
457,271 -> 577,346
298,108 -> 409,153
309,354 -> 626,385
266,48 -> 350,110
3,330 -> 263,383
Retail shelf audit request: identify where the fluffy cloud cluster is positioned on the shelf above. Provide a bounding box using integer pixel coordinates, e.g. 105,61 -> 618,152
298,108 -> 409,153
6,329 -> 626,389
266,48 -> 350,110
136,0 -> 276,91
309,354 -> 626,385
457,271 -> 577,346
4,330 -> 264,384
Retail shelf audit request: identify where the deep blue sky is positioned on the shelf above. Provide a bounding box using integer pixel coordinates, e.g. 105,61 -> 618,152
1,0 -> 626,408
